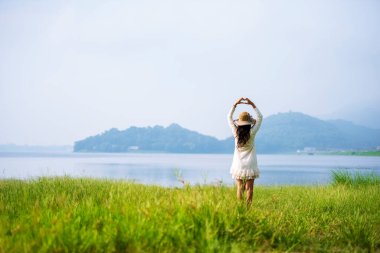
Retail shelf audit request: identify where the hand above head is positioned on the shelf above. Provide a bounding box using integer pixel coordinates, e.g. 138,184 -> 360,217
234,97 -> 257,107
234,97 -> 245,106
244,97 -> 256,108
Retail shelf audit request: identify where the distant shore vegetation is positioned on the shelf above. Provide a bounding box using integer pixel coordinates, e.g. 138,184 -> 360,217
322,150 -> 380,156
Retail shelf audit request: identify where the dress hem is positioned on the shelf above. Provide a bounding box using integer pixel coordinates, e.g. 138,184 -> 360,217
231,169 -> 260,180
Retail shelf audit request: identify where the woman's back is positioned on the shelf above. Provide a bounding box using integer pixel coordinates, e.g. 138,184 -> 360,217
227,97 -> 263,204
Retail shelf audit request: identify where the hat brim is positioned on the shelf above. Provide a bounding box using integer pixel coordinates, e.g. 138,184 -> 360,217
235,120 -> 253,126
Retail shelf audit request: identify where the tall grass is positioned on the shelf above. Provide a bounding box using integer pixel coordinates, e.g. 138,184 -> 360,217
0,175 -> 379,252
332,170 -> 380,187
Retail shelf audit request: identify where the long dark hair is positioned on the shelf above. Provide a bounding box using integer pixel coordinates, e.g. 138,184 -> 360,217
236,125 -> 251,148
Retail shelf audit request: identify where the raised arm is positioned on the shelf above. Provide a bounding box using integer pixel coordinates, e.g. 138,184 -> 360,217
246,98 -> 263,135
227,97 -> 244,136
227,104 -> 237,132
251,106 -> 263,134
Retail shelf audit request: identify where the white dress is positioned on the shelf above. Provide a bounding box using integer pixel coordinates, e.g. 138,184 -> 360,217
227,105 -> 263,180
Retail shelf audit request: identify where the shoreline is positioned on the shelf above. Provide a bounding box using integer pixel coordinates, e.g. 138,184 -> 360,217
1,150 -> 380,156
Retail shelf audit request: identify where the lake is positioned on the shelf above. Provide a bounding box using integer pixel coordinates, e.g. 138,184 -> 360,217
0,152 -> 379,187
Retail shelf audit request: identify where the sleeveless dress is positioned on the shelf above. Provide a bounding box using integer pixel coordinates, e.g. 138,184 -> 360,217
227,105 -> 263,180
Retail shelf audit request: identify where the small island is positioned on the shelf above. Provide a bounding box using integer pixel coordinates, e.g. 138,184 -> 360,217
74,112 -> 380,155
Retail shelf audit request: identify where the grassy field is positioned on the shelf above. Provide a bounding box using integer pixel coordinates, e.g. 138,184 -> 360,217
0,172 -> 379,252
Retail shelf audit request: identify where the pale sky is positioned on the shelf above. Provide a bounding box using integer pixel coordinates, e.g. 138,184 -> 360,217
1,0 -> 379,145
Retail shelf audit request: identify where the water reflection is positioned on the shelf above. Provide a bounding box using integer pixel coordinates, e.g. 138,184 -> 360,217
0,153 -> 379,187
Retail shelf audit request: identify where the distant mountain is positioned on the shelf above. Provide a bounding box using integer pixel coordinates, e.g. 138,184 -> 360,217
327,119 -> 380,147
253,112 -> 380,153
74,124 -> 226,153
74,112 -> 380,153
320,105 -> 380,130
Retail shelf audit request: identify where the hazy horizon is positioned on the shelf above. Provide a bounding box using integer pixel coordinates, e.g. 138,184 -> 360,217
1,109 -> 379,147
1,0 -> 379,145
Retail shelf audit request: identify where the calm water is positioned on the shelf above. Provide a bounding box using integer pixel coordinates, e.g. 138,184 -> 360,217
0,152 -> 379,187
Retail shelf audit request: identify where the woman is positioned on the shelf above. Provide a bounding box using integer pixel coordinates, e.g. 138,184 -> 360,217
227,97 -> 263,204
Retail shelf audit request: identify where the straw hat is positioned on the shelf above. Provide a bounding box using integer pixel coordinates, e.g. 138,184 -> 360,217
235,111 -> 256,126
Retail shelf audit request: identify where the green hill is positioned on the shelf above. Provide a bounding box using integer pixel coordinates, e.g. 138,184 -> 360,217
74,112 -> 380,153
255,112 -> 380,153
74,123 -> 223,153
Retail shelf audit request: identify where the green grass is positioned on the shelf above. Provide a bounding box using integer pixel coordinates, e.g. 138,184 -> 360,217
0,174 -> 379,252
332,170 -> 380,187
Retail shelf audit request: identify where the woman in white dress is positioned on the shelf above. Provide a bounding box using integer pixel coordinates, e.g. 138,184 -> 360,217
227,97 -> 263,203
